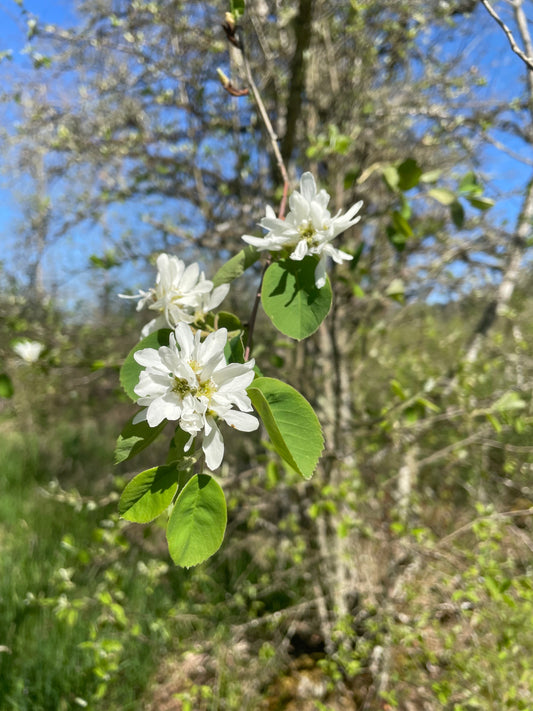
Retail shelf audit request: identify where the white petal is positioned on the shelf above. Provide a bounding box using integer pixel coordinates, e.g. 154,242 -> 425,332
146,394 -> 181,426
180,262 -> 201,291
140,316 -> 165,338
203,416 -> 224,470
242,234 -> 277,250
134,347 -> 164,369
173,323 -> 195,359
325,244 -> 353,264
290,240 -> 309,261
222,410 -> 259,432
213,362 -> 255,390
314,255 -> 328,289
132,409 -> 148,425
206,283 -> 230,310
289,190 -> 310,222
299,172 -> 317,202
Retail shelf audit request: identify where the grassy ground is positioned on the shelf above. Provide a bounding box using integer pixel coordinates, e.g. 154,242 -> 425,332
0,425 -> 177,710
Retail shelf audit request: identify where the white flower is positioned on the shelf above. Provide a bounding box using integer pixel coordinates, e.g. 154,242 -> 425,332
12,339 -> 44,363
242,172 -> 363,288
120,254 -> 229,337
133,323 -> 258,470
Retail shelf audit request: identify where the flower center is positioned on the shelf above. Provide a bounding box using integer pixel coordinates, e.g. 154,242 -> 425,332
172,369 -> 217,401
172,376 -> 194,396
299,220 -> 318,246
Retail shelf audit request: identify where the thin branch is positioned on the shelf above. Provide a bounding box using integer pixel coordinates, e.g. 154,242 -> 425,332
480,0 -> 533,71
244,257 -> 270,362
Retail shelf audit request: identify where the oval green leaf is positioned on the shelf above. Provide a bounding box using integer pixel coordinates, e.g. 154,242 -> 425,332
119,464 -> 180,523
247,377 -> 323,479
212,246 -> 260,287
166,474 -> 227,567
397,158 -> 421,191
0,373 -> 14,399
115,416 -> 167,465
428,188 -> 456,206
120,328 -> 171,401
261,257 -> 332,340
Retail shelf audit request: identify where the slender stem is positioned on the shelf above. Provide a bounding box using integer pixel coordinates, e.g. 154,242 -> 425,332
236,29 -> 291,360
480,0 -> 533,71
244,257 -> 270,361
242,52 -> 290,197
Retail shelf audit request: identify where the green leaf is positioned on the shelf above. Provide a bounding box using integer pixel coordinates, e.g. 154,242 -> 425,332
420,170 -> 442,183
120,328 -> 171,401
392,211 -> 413,237
212,246 -> 260,287
458,171 -> 481,195
385,278 -> 405,302
119,464 -> 181,523
467,196 -> 494,211
386,224 -> 407,251
0,373 -> 14,399
261,257 -> 332,340
397,158 -> 422,191
382,165 -> 399,191
114,416 -> 167,465
230,0 -> 245,19
390,379 -> 407,400
491,391 -> 527,413
224,333 -> 245,364
167,426 -> 194,464
429,188 -> 456,206
166,474 -> 227,567
215,311 -> 242,331
247,377 -> 323,479
450,200 -> 465,229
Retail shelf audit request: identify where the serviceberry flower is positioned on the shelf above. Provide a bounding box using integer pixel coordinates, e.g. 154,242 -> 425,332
12,339 -> 44,363
120,253 -> 229,337
132,323 -> 258,470
242,172 -> 363,288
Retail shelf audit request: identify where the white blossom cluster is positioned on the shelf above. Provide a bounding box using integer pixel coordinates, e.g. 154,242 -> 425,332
242,172 -> 363,288
121,253 -> 229,337
124,253 -> 257,470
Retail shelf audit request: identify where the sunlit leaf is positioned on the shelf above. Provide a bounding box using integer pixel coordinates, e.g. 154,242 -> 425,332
120,328 -> 171,401
261,257 -> 332,340
166,474 -> 227,567
248,377 -> 323,479
119,464 -> 181,523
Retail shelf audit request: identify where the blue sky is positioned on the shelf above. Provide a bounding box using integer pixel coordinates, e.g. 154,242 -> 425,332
0,1 -> 531,310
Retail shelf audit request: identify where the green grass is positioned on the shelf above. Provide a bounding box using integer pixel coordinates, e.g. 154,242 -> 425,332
0,427 -> 181,710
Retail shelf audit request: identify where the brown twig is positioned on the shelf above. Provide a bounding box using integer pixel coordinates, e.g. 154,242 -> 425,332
480,0 -> 533,71
244,257 -> 270,362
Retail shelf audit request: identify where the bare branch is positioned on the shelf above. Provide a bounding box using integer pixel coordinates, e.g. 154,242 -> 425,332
480,0 -> 533,71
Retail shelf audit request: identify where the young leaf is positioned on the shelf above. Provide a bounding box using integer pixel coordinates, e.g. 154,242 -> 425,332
167,426 -> 194,463
450,200 -> 465,229
428,188 -> 456,206
261,257 -> 332,340
382,165 -> 399,192
247,377 -> 323,479
119,464 -> 181,523
224,333 -> 245,364
215,311 -> 242,331
166,473 -> 227,567
120,328 -> 171,401
467,196 -> 494,211
397,158 -> 422,191
212,246 -> 260,287
0,373 -> 14,399
392,211 -> 413,237
115,416 -> 167,464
